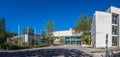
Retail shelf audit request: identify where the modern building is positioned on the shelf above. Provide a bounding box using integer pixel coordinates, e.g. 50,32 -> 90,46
91,6 -> 120,48
53,28 -> 83,45
9,34 -> 44,45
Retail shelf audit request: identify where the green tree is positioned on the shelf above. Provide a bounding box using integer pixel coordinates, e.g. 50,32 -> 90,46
22,28 -> 27,35
22,28 -> 34,35
5,31 -> 17,38
74,15 -> 92,45
46,21 -> 54,45
28,28 -> 34,35
87,18 -> 92,45
40,30 -> 47,43
40,30 -> 46,38
0,17 -> 6,43
31,39 -> 35,46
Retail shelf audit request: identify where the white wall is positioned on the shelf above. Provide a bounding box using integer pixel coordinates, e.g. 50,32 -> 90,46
54,37 -> 61,44
28,35 -> 41,45
91,14 -> 96,47
53,28 -> 83,37
107,6 -> 120,14
53,28 -> 83,44
119,14 -> 120,47
95,11 -> 112,48
24,35 -> 28,43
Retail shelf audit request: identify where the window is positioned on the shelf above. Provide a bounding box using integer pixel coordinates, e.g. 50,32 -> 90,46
112,15 -> 118,24
112,26 -> 117,35
112,36 -> 117,46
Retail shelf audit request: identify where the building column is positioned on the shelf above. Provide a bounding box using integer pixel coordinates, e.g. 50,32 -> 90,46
118,14 -> 120,47
75,37 -> 77,45
70,37 -> 71,45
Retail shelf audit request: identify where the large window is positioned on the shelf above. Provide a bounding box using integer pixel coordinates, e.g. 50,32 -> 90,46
112,36 -> 117,46
112,15 -> 118,24
112,26 -> 117,35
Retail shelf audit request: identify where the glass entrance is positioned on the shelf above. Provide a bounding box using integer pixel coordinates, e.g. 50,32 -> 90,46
65,36 -> 81,45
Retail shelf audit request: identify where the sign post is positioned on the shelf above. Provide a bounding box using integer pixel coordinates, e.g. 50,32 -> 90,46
105,34 -> 108,57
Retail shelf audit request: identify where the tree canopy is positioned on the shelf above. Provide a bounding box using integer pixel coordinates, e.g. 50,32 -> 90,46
46,20 -> 54,45
0,17 -> 6,43
0,16 -> 17,43
22,28 -> 34,35
40,30 -> 46,38
74,15 -> 92,44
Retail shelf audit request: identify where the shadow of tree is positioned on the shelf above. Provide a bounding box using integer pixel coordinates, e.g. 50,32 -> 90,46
0,48 -> 93,57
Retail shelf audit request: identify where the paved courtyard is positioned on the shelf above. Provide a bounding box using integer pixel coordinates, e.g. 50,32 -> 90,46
0,48 -> 93,57
0,45 -> 94,57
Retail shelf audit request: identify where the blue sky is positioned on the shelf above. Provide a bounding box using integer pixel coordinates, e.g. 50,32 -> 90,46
0,0 -> 120,35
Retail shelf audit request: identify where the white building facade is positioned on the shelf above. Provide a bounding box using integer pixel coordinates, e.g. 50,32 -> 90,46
91,6 -> 120,48
53,28 -> 83,45
11,34 -> 42,45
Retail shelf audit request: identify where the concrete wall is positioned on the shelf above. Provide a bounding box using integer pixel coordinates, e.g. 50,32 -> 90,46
53,28 -> 83,37
12,35 -> 42,46
91,11 -> 112,48
91,6 -> 120,48
28,35 -> 41,45
91,14 -> 96,47
93,11 -> 112,48
24,35 -> 28,43
54,37 -> 61,44
107,6 -> 120,14
119,15 -> 120,47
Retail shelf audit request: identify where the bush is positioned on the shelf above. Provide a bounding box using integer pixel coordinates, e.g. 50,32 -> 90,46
0,43 -> 21,50
33,44 -> 49,48
0,43 -> 49,50
53,44 -> 62,46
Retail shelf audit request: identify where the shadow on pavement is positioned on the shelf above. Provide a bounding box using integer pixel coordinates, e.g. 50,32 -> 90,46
0,48 -> 93,57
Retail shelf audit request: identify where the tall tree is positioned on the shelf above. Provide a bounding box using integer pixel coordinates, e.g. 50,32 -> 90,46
22,28 -> 34,35
40,30 -> 47,43
0,17 -> 6,43
0,19 -> 1,38
88,18 -> 92,31
87,18 -> 92,45
40,30 -> 46,38
74,15 -> 88,33
74,15 -> 92,45
28,28 -> 34,35
46,20 -> 54,45
5,31 -> 17,38
22,28 -> 27,35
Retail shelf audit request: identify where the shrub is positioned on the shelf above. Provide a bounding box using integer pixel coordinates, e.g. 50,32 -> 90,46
53,44 -> 62,46
0,43 -> 49,50
34,44 -> 49,48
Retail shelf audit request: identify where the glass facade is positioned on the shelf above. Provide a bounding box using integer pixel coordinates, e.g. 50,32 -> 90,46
112,14 -> 118,46
77,37 -> 81,44
65,36 -> 81,45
